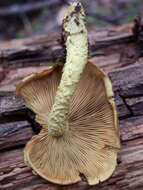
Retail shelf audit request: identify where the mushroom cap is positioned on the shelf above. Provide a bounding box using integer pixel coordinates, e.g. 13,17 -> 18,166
15,62 -> 120,185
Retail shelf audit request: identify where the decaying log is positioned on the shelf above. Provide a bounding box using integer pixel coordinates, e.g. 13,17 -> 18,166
0,23 -> 134,69
0,22 -> 143,190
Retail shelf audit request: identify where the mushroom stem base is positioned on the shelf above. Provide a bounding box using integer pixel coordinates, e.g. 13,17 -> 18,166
48,119 -> 69,137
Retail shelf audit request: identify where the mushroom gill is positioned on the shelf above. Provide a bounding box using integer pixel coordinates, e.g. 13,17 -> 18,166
15,62 -> 120,185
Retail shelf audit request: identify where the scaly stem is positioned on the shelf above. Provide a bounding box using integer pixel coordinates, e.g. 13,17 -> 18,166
48,2 -> 88,137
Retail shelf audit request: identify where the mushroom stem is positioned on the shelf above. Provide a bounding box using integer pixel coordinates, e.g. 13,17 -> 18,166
47,2 -> 88,137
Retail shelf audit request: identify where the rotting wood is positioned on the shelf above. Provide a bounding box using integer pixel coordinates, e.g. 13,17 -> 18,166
0,24 -> 135,70
0,116 -> 143,190
0,63 -> 143,190
0,22 -> 143,190
1,60 -> 143,121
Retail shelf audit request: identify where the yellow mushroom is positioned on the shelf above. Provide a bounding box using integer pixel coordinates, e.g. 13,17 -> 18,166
15,2 -> 120,185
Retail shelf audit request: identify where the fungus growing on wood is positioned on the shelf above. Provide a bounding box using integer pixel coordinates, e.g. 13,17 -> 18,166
15,2 -> 120,185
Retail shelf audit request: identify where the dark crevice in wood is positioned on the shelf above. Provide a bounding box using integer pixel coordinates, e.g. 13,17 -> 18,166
0,109 -> 41,134
118,113 -> 133,120
119,94 -> 134,116
0,144 -> 25,154
26,110 -> 41,134
0,113 -> 26,124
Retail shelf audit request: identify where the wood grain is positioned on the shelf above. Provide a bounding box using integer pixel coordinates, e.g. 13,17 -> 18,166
0,23 -> 143,190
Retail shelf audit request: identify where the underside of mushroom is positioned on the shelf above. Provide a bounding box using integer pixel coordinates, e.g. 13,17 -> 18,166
15,2 -> 120,186
16,62 -> 120,185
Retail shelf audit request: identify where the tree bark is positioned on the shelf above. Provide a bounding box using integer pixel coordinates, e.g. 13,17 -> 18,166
0,23 -> 143,190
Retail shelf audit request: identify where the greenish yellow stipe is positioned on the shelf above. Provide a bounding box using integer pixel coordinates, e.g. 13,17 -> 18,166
47,2 -> 88,136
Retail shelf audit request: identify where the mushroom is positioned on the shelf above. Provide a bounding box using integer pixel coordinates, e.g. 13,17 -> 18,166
15,2 -> 120,185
